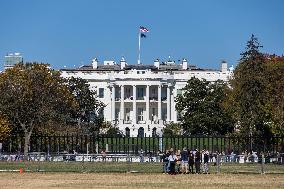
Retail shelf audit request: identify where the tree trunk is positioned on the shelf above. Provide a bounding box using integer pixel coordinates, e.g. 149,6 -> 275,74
24,132 -> 31,160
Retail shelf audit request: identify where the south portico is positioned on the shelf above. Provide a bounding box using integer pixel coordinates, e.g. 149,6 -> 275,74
109,80 -> 175,137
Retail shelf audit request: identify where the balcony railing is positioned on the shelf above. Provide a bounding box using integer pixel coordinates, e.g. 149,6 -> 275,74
149,97 -> 158,101
123,120 -> 132,124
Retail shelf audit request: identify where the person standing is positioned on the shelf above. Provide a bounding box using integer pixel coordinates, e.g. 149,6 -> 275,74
180,147 -> 189,174
168,151 -> 177,175
139,149 -> 144,163
203,150 -> 209,174
162,150 -> 170,173
195,149 -> 201,174
175,150 -> 181,173
101,149 -> 107,162
188,151 -> 194,174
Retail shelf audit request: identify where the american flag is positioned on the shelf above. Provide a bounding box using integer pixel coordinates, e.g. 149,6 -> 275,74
140,26 -> 149,33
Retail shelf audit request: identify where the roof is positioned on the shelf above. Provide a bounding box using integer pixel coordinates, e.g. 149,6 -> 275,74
124,64 -> 158,70
61,63 -> 219,72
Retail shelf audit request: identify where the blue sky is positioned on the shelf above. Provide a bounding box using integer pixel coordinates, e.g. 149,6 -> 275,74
0,0 -> 283,70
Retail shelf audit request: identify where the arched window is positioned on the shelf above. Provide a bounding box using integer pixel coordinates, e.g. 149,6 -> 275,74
138,127 -> 144,138
125,127 -> 130,137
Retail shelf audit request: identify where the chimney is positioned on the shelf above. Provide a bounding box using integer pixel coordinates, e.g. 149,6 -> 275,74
182,58 -> 188,70
92,58 -> 98,69
221,60 -> 227,72
120,56 -> 126,69
154,59 -> 160,69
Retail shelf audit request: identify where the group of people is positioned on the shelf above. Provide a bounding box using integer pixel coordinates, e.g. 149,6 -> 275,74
161,147 -> 210,175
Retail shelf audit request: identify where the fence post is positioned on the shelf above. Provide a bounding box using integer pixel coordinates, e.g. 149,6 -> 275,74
159,137 -> 163,152
87,143 -> 89,155
82,153 -> 85,173
261,154 -> 265,174
96,144 -> 99,154
216,154 -> 220,173
127,153 -> 131,173
106,144 -> 109,152
47,144 -> 50,161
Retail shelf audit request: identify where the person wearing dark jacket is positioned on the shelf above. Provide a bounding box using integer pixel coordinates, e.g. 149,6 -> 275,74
188,151 -> 194,174
195,150 -> 201,174
162,150 -> 170,173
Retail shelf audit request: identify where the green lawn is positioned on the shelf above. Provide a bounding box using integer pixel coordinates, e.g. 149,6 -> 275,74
0,161 -> 283,174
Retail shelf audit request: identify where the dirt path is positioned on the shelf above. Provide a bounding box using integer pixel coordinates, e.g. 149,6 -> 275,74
0,173 -> 283,189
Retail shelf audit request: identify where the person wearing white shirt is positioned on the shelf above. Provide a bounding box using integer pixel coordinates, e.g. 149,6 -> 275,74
168,151 -> 177,174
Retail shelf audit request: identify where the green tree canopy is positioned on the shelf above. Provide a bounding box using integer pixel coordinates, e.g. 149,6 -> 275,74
67,77 -> 105,134
264,55 -> 284,134
0,115 -> 11,143
162,122 -> 183,137
175,77 -> 234,135
0,63 -> 77,157
228,34 -> 273,138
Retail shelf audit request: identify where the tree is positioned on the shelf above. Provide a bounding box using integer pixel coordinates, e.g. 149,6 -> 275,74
0,115 -> 11,143
162,122 -> 183,137
0,63 -> 77,158
67,77 -> 105,134
175,77 -> 234,135
229,34 -> 272,138
263,55 -> 284,135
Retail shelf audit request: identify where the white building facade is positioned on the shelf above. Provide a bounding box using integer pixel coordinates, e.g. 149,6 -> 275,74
61,58 -> 232,137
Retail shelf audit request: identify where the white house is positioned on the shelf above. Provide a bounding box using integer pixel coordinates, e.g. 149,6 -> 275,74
61,57 -> 232,137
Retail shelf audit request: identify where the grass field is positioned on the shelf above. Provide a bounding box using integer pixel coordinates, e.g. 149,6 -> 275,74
0,172 -> 284,189
0,161 -> 284,174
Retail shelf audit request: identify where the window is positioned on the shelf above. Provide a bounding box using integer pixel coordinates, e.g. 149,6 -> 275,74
125,108 -> 130,121
151,88 -> 156,95
126,88 -> 131,98
138,88 -> 144,98
177,112 -> 182,121
177,89 -> 182,95
115,108 -> 119,120
138,127 -> 144,138
125,127 -> 130,137
138,108 -> 144,121
151,108 -> 156,121
162,108 -> 167,120
98,108 -> 104,119
99,88 -> 104,98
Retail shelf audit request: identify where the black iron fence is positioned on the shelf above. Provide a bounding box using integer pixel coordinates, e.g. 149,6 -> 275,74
1,135 -> 283,155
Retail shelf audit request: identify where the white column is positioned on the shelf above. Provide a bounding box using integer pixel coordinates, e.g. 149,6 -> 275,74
171,88 -> 176,122
158,85 -> 161,121
133,85 -> 137,124
120,85 -> 124,122
112,85 -> 116,122
166,85 -> 171,122
146,85 -> 150,123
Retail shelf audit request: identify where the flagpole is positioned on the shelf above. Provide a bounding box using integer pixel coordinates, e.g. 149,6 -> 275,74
138,28 -> 141,64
